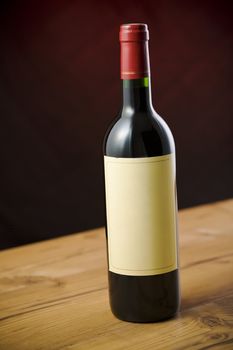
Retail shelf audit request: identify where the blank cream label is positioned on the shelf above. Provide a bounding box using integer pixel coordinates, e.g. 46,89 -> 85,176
104,154 -> 178,276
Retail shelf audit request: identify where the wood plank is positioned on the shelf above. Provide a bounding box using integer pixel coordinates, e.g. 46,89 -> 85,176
178,199 -> 233,309
0,290 -> 232,349
0,199 -> 233,349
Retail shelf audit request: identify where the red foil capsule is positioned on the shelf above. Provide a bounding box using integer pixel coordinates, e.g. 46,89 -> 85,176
119,23 -> 150,80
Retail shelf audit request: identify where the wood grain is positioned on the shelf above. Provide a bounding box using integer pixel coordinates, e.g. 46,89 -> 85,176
0,199 -> 233,349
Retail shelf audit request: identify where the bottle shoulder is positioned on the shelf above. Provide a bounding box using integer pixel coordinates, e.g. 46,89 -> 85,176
103,108 -> 175,158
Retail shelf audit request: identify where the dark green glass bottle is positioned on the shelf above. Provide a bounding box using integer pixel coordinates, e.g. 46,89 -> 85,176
103,23 -> 180,323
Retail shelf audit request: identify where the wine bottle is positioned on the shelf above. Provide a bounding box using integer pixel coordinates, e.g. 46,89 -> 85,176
103,23 -> 180,323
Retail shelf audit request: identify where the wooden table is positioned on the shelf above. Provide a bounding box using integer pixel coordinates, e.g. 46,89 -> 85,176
0,199 -> 233,349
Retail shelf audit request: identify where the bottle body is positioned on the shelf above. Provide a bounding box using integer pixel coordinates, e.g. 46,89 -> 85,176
103,24 -> 180,323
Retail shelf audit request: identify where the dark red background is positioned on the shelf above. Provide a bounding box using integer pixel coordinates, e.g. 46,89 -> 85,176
0,0 -> 232,248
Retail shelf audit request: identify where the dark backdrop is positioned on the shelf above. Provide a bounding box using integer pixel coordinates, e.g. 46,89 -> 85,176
0,0 -> 232,249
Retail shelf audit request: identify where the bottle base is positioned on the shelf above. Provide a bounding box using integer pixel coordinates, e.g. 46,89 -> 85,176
110,305 -> 180,323
108,269 -> 180,323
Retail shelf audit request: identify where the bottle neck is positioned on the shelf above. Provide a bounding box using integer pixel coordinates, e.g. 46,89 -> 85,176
122,77 -> 152,112
120,31 -> 152,112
